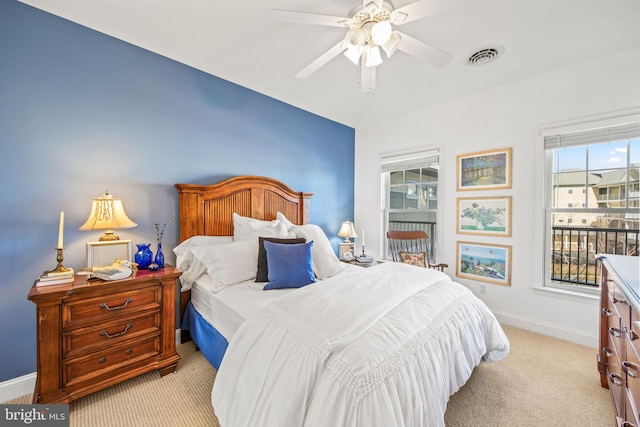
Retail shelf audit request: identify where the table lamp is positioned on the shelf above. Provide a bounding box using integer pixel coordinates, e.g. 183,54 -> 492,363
338,220 -> 358,243
79,191 -> 137,241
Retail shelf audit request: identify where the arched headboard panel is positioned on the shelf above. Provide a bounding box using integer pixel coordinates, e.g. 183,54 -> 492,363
174,175 -> 313,242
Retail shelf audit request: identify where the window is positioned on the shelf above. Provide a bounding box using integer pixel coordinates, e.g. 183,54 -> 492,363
543,120 -> 640,293
381,149 -> 440,261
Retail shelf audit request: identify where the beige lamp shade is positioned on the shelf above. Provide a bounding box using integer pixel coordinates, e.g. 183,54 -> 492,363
337,221 -> 358,243
79,191 -> 137,241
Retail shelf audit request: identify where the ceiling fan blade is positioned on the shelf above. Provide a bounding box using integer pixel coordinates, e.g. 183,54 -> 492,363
396,32 -> 452,68
295,41 -> 347,80
269,10 -> 351,28
390,0 -> 442,25
360,60 -> 376,93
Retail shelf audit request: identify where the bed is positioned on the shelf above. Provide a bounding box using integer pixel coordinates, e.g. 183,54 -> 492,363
174,175 -> 510,427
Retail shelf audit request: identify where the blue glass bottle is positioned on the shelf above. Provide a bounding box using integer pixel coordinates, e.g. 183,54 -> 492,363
135,243 -> 153,270
154,243 -> 165,268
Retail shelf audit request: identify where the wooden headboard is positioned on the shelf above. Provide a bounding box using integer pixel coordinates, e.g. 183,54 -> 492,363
175,175 -> 313,242
174,176 -> 313,338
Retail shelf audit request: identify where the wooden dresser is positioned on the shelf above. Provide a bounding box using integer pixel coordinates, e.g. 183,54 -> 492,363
27,266 -> 181,404
598,254 -> 640,427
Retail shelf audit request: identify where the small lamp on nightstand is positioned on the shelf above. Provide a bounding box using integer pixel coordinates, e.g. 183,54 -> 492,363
338,220 -> 358,261
79,191 -> 138,241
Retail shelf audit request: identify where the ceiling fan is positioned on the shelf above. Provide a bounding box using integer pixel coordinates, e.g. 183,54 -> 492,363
269,0 -> 453,93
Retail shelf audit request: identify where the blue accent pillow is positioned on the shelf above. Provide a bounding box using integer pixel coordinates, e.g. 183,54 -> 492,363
263,240 -> 316,290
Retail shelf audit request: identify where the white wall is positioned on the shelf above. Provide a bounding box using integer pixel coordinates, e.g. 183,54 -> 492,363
354,46 -> 640,347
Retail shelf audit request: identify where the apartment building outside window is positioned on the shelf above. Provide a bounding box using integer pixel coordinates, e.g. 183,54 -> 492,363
543,119 -> 639,292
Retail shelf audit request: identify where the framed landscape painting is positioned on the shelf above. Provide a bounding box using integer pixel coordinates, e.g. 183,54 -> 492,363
457,196 -> 512,236
456,241 -> 511,286
457,147 -> 512,191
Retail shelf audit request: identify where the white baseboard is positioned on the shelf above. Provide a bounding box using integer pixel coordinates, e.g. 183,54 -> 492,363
0,372 -> 35,403
1,329 -> 184,403
494,310 -> 598,348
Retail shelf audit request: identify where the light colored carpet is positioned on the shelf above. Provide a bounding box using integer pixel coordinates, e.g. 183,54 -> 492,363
5,325 -> 614,426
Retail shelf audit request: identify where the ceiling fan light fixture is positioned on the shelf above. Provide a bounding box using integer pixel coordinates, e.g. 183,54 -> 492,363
381,31 -> 401,57
371,20 -> 392,45
344,44 -> 363,65
346,28 -> 366,47
365,45 -> 382,67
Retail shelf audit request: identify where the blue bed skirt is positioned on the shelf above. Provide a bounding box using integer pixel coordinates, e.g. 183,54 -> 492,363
181,301 -> 228,370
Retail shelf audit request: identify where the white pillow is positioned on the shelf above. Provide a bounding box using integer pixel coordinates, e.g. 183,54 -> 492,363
233,213 -> 288,241
173,236 -> 234,291
190,239 -> 259,292
276,211 -> 295,231
174,235 -> 234,257
292,224 -> 344,280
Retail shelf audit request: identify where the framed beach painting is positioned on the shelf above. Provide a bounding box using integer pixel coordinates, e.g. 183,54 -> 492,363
457,196 -> 512,236
456,241 -> 511,286
457,147 -> 512,191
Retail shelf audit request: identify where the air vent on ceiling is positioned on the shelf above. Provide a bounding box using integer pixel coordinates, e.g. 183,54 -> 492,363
467,45 -> 504,66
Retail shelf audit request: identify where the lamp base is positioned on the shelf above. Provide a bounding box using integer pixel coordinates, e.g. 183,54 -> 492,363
99,230 -> 120,241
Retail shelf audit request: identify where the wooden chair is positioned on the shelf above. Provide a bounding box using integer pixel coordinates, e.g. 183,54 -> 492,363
386,230 -> 448,271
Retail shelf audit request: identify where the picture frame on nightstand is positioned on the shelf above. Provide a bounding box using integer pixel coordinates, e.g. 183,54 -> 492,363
86,240 -> 132,268
339,242 -> 355,261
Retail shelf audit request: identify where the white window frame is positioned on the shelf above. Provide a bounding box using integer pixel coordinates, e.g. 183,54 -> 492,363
379,147 -> 443,262
539,109 -> 640,295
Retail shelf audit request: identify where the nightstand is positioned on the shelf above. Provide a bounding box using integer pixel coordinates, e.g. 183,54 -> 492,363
27,266 -> 182,404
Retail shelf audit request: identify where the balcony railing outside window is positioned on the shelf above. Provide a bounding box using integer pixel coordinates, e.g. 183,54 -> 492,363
551,225 -> 639,286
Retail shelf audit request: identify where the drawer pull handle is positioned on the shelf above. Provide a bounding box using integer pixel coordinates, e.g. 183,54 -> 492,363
99,357 -> 106,364
602,347 -> 614,357
623,361 -> 639,378
609,327 -> 623,338
613,296 -> 628,305
126,349 -> 133,355
609,372 -> 623,386
629,331 -> 639,341
99,298 -> 133,311
602,308 -> 613,317
622,422 -> 637,427
100,323 -> 132,339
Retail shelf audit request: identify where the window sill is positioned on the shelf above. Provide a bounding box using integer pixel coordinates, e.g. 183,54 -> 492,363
532,284 -> 600,305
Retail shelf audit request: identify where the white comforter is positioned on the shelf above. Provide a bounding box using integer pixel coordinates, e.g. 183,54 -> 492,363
212,262 -> 509,427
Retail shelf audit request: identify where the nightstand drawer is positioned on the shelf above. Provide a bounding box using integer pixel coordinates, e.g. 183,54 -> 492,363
63,287 -> 160,327
64,312 -> 160,358
64,335 -> 160,387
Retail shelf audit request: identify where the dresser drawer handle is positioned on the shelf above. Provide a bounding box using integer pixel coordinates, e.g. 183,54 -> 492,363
629,331 -> 639,341
623,361 -> 639,378
609,327 -> 623,338
126,349 -> 133,355
613,296 -> 628,305
622,422 -> 637,427
99,297 -> 133,311
99,323 -> 132,339
602,347 -> 614,358
602,308 -> 613,317
609,372 -> 623,386
99,357 -> 106,364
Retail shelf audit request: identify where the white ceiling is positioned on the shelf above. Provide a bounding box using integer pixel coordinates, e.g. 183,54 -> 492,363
18,0 -> 640,129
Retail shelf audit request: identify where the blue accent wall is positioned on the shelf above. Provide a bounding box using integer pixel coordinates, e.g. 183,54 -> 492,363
0,1 -> 354,382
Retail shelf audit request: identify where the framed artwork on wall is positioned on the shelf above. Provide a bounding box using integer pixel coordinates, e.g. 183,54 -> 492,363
456,241 -> 511,286
457,147 -> 512,191
86,240 -> 132,268
456,196 -> 512,237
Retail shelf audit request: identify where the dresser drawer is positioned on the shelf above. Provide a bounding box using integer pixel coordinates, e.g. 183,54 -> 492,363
64,335 -> 160,387
63,287 -> 160,328
64,312 -> 160,358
